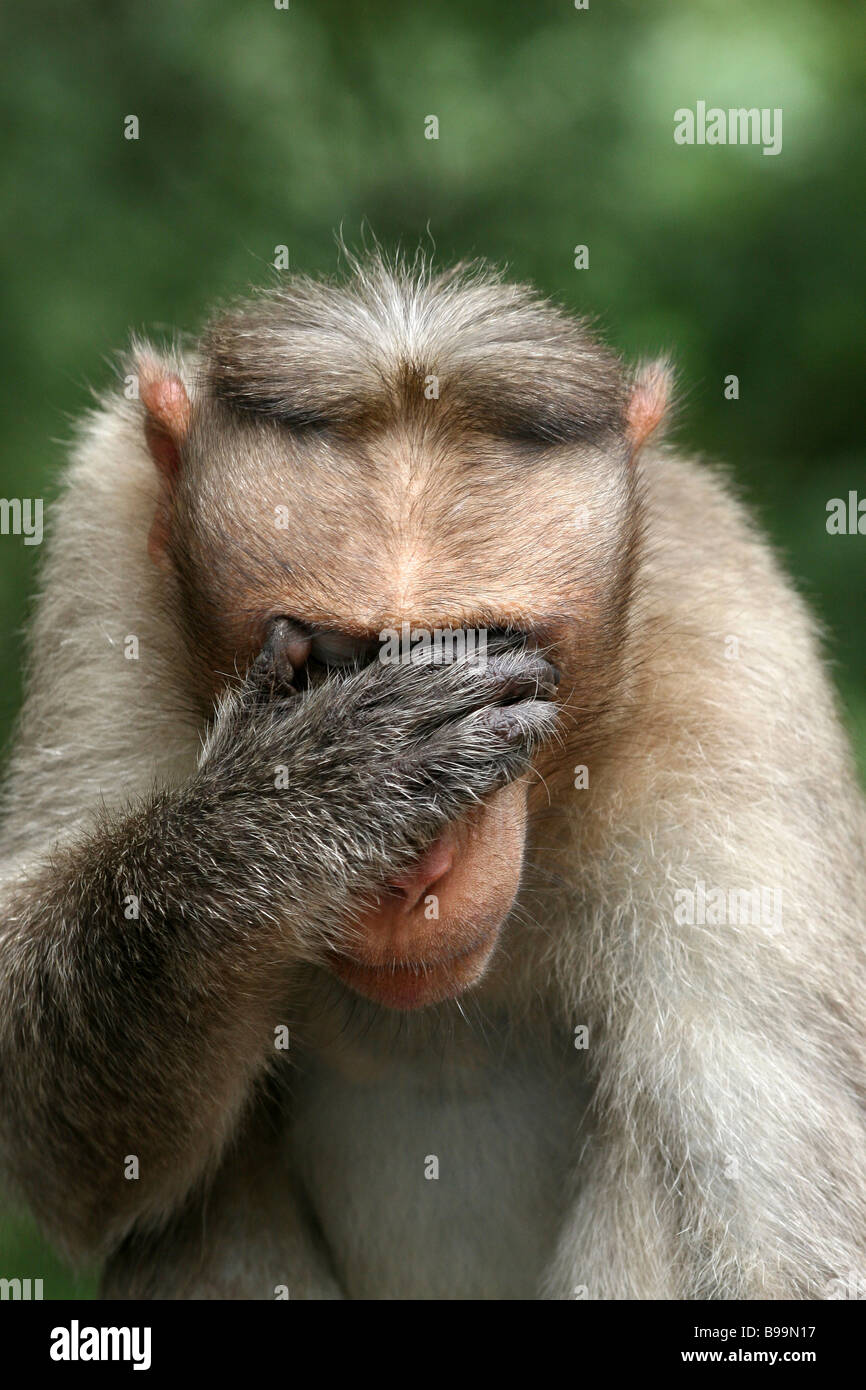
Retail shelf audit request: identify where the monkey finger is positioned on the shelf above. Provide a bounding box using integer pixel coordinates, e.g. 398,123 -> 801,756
475,699 -> 559,743
248,617 -> 312,695
483,651 -> 561,704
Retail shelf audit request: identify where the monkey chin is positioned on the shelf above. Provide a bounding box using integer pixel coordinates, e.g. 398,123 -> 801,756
330,783 -> 528,1011
330,926 -> 502,1012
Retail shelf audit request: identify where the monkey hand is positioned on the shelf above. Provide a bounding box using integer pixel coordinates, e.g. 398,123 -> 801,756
193,628 -> 560,915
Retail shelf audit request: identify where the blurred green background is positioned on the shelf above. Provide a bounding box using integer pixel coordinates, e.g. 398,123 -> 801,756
1,0 -> 863,1299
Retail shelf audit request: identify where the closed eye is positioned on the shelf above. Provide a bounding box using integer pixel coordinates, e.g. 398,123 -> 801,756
308,630 -> 380,669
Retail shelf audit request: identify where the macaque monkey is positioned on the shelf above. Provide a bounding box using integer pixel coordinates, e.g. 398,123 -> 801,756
0,255 -> 865,1300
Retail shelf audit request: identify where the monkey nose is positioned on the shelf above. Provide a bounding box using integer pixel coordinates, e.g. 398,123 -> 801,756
387,835 -> 455,914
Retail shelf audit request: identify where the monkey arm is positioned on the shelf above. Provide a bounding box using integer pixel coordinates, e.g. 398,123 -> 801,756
101,1109 -> 346,1299
0,786 -> 305,1262
537,793 -> 866,1297
0,648 -> 558,1262
541,973 -> 866,1302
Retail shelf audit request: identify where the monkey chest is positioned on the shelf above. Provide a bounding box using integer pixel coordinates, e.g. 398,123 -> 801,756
288,1041 -> 587,1299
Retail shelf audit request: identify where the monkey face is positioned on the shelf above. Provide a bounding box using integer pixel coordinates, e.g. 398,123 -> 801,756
156,417 -> 638,1008
139,285 -> 650,1009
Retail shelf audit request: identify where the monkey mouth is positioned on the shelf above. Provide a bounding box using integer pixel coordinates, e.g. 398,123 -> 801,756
329,928 -> 500,1011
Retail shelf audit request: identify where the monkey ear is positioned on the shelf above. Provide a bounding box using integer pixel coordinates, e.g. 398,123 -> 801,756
134,352 -> 192,565
626,358 -> 673,459
136,354 -> 192,483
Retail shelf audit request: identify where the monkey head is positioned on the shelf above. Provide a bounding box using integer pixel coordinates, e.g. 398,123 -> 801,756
136,259 -> 670,1009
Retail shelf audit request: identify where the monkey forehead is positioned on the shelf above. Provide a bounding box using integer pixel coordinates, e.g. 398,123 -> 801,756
175,415 -> 632,640
199,256 -> 627,448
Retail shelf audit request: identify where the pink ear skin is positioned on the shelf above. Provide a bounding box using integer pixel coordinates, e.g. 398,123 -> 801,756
137,364 -> 191,565
626,360 -> 672,459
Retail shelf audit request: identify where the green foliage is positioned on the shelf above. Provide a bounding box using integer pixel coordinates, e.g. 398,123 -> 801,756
0,0 -> 863,1295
